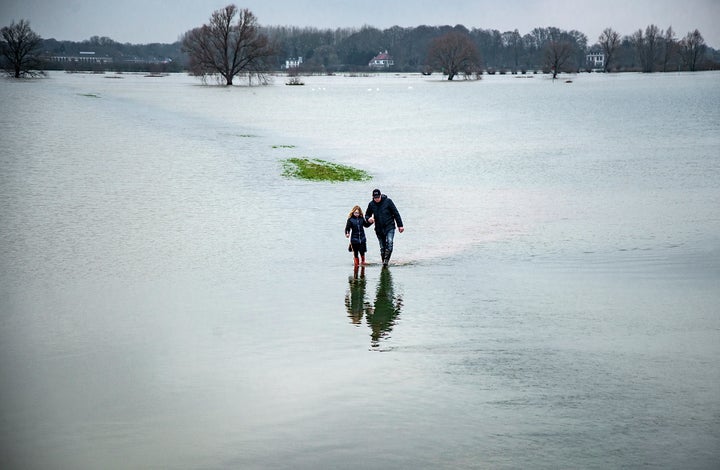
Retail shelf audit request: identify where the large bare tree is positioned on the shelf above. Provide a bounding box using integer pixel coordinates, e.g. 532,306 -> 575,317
680,29 -> 705,72
1,19 -> 43,78
427,31 -> 481,81
182,5 -> 276,86
544,29 -> 575,79
545,41 -> 573,78
598,28 -> 620,72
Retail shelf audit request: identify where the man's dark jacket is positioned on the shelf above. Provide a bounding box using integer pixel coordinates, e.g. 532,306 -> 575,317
365,195 -> 403,235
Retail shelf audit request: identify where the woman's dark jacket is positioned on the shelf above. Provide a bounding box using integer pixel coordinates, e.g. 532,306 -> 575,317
365,195 -> 403,235
345,216 -> 371,244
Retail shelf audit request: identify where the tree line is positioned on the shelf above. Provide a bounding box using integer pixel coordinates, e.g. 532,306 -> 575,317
266,23 -> 716,74
3,7 -> 719,80
40,35 -> 185,72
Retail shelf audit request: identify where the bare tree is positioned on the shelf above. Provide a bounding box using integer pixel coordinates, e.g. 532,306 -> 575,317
1,19 -> 43,78
545,41 -> 574,78
569,30 -> 588,70
644,24 -> 660,72
544,29 -> 574,79
182,5 -> 276,86
631,29 -> 644,70
680,29 -> 705,71
501,29 -> 523,71
661,26 -> 677,72
598,28 -> 620,72
633,24 -> 661,72
427,31 -> 481,80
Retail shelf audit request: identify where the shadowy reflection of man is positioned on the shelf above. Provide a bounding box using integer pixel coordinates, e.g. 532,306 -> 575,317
367,267 -> 403,349
345,265 -> 369,325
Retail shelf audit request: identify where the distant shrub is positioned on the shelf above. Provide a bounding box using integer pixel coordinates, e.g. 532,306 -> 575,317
286,76 -> 304,85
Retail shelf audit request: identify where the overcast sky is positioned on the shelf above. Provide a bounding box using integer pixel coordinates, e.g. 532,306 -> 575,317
1,0 -> 719,48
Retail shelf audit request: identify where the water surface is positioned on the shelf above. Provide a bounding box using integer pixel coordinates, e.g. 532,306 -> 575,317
1,71 -> 718,469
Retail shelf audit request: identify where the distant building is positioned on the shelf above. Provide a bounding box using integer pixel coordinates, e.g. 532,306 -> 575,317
49,51 -> 113,64
586,52 -> 605,70
369,50 -> 394,68
284,57 -> 303,69
123,57 -> 173,65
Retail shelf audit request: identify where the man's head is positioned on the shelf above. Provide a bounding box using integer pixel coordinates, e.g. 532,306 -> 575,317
372,189 -> 381,201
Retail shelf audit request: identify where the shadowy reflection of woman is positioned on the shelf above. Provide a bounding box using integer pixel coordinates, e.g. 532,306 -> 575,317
367,267 -> 403,349
345,265 -> 369,325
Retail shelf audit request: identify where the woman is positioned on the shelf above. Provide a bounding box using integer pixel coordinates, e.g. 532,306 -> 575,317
345,205 -> 372,266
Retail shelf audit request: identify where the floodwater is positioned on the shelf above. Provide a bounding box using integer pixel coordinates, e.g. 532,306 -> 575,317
1,71 -> 719,469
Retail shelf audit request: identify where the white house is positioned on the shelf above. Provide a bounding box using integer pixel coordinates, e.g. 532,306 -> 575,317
368,50 -> 394,68
586,52 -> 605,70
284,57 -> 303,69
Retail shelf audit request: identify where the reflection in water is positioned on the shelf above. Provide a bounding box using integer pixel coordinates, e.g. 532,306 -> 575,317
369,267 -> 403,348
345,267 -> 403,349
345,265 -> 369,325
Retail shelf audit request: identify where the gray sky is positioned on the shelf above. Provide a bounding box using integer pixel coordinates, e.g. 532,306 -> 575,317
1,0 -> 719,48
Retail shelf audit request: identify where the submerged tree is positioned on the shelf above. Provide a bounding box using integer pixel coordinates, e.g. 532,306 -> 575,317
182,4 -> 276,85
545,28 -> 575,78
598,27 -> 621,72
427,31 -> 481,80
1,19 -> 43,78
546,41 -> 573,78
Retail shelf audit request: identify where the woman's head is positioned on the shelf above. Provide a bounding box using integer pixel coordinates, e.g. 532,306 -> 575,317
348,205 -> 363,218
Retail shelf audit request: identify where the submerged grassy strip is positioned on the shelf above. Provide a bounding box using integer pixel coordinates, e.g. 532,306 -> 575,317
282,158 -> 372,182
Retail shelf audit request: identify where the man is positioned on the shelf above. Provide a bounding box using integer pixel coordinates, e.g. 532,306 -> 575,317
365,188 -> 404,266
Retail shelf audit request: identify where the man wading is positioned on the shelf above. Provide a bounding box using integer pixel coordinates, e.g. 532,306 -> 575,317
365,189 -> 404,266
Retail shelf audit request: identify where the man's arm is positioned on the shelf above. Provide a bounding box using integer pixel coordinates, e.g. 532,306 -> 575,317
390,200 -> 403,230
365,203 -> 374,223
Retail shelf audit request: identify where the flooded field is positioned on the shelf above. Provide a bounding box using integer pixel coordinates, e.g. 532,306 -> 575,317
1,71 -> 718,469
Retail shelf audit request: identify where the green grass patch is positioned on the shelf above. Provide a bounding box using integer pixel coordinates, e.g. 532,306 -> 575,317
272,144 -> 296,149
282,158 -> 372,182
79,93 -> 100,98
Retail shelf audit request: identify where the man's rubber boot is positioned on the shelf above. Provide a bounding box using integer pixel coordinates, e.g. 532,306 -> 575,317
383,250 -> 392,266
